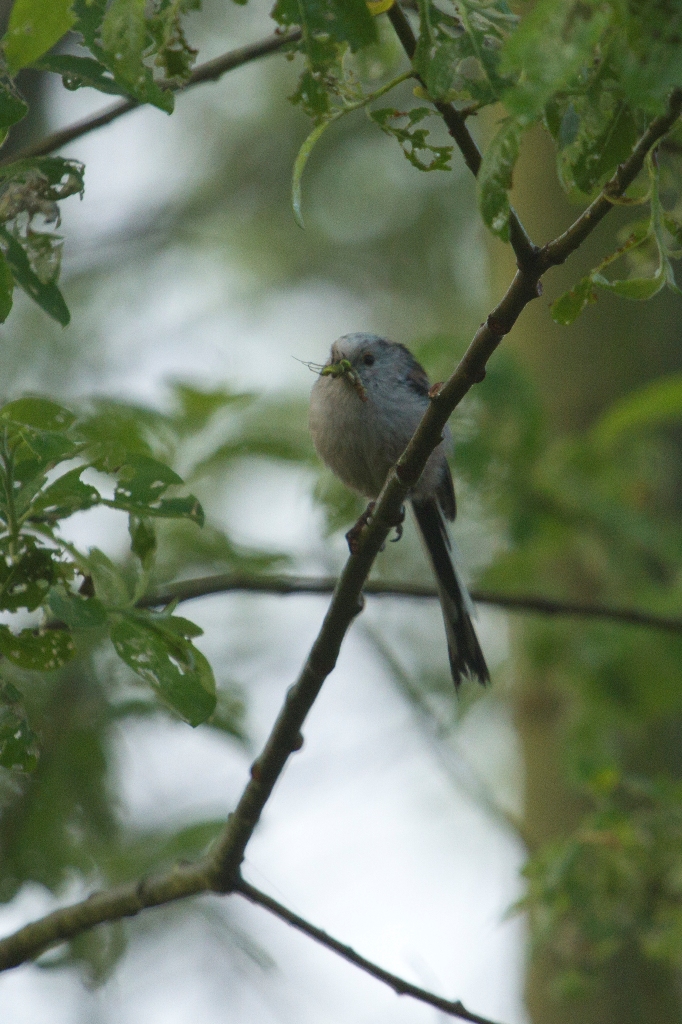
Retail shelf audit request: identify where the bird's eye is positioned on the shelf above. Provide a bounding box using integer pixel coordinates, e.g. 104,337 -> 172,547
362,353 -> 375,366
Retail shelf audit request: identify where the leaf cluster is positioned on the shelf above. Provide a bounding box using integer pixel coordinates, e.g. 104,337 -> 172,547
0,0 -> 201,325
0,394 -> 214,777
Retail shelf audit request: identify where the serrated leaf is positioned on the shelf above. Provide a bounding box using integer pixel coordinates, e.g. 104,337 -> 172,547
46,586 -> 108,629
3,0 -> 75,74
29,466 -> 100,522
0,396 -> 76,432
0,624 -> 76,670
0,227 -> 70,325
478,117 -> 523,240
110,615 -> 216,726
550,275 -> 598,326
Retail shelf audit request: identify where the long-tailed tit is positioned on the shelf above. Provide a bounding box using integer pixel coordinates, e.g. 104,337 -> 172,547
309,333 -> 488,687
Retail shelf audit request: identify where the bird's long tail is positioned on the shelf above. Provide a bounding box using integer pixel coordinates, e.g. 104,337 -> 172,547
411,499 -> 489,687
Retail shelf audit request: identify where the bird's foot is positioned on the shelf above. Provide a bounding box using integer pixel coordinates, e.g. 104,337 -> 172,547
389,505 -> 405,543
345,501 -> 376,554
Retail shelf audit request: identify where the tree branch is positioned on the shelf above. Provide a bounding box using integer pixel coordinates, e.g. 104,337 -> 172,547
235,878 -> 503,1024
0,859 -> 214,971
0,30 -> 302,167
140,572 -> 682,633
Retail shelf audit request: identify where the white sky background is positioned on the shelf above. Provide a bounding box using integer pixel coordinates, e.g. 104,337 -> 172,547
0,3 -> 528,1022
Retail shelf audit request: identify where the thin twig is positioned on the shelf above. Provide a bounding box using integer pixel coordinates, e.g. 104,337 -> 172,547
0,30 -> 302,167
235,878 -> 503,1024
140,571 -> 682,633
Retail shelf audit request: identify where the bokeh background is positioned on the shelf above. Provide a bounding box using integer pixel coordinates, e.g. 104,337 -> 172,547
1,2 -> 682,1023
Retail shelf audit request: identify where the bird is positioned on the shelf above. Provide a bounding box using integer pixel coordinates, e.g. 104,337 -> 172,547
308,332 -> 489,687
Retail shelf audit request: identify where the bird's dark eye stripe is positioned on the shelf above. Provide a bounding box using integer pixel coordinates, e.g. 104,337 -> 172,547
362,353 -> 375,366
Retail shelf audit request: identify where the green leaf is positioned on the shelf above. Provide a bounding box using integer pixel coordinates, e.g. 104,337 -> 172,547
77,402 -> 156,472
0,86 -> 28,131
0,545 -> 58,612
478,117 -> 523,241
29,466 -> 100,522
110,614 -> 216,726
292,118 -> 333,229
72,0 -> 107,53
594,373 -> 682,448
559,99 -> 639,198
0,396 -> 76,432
550,275 -> 598,326
423,40 -> 462,102
113,455 -> 182,503
33,54 -> 131,96
0,227 -> 70,325
0,624 -> 76,670
272,0 -> 377,54
3,0 -> 75,74
591,268 -> 665,300
46,586 -> 108,629
100,0 -> 173,112
110,455 -> 204,524
0,684 -> 38,770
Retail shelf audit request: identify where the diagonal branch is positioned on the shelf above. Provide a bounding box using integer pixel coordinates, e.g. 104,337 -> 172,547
235,877 -> 503,1024
0,30 -> 302,167
140,572 -> 682,633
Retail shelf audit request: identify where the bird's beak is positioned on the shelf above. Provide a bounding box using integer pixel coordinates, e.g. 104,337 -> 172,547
320,359 -> 367,401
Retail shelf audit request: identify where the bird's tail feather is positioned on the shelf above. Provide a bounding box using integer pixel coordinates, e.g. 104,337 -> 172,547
411,499 -> 489,688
